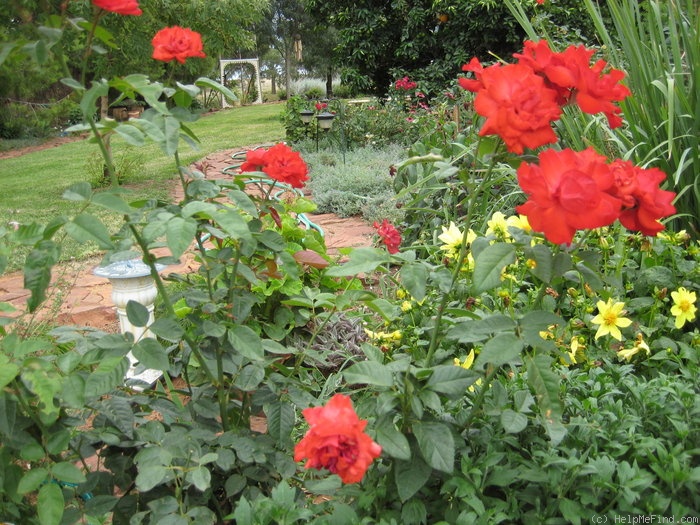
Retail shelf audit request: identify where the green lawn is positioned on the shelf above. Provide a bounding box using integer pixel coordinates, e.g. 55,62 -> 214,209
1,103 -> 285,270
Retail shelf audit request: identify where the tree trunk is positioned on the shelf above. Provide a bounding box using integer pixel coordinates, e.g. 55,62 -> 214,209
326,68 -> 333,97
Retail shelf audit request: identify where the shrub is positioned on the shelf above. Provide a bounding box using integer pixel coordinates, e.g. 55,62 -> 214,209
302,144 -> 406,224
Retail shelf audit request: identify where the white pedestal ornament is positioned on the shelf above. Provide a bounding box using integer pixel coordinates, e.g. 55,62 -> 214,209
94,259 -> 167,387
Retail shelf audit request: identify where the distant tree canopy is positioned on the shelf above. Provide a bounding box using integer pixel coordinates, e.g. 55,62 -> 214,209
303,0 -> 610,97
0,0 -> 268,102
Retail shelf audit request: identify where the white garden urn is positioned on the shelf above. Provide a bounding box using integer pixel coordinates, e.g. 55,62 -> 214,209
93,258 -> 166,386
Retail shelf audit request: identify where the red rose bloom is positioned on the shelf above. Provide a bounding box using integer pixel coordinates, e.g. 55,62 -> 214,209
458,57 -> 485,93
92,0 -> 142,15
239,148 -> 267,173
259,143 -> 309,188
373,219 -> 401,254
152,26 -> 206,64
514,40 -> 630,128
609,160 -> 676,236
470,62 -> 562,154
294,394 -> 382,484
516,148 -> 622,245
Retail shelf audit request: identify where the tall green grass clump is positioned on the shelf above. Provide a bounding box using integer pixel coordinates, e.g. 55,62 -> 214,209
506,0 -> 699,236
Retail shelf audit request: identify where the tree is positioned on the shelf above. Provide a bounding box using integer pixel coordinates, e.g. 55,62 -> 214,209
302,0 -> 605,97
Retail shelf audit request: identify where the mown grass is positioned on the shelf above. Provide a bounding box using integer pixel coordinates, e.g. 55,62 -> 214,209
1,103 -> 285,270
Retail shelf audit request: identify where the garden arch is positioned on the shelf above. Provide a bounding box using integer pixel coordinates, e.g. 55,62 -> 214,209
219,58 -> 263,107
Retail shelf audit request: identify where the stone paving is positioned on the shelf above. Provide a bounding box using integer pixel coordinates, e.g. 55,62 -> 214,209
0,146 -> 375,331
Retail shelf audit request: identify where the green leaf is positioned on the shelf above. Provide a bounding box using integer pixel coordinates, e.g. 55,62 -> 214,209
149,317 -> 185,342
17,467 -> 49,494
413,421 -> 454,473
425,365 -> 478,396
235,364 -> 265,391
136,465 -> 169,492
474,333 -> 523,369
126,300 -> 150,328
133,338 -> 170,371
227,325 -> 264,361
51,462 -> 86,485
324,247 -> 390,276
394,455 -> 432,502
80,80 -> 109,119
188,466 -> 211,492
500,409 -> 528,434
24,240 -> 60,312
64,214 -> 115,249
525,243 -> 554,283
0,354 -> 20,389
525,354 -> 566,445
63,182 -> 92,201
376,421 -> 410,460
166,216 -> 197,259
195,77 -> 238,103
114,123 -> 146,145
265,401 -> 295,444
472,242 -> 516,293
98,394 -> 135,438
343,361 -> 394,387
91,191 -> 134,214
38,482 -> 64,525
399,262 -> 428,302
214,208 -> 252,242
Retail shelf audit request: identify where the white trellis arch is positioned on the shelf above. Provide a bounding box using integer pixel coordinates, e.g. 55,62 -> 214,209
219,58 -> 263,107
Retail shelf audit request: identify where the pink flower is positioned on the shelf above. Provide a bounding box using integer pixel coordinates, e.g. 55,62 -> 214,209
373,219 -> 401,253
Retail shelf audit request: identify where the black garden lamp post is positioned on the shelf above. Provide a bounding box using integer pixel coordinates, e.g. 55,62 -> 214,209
315,111 -> 335,151
299,109 -> 314,138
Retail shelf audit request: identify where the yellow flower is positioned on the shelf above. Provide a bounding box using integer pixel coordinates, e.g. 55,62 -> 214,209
506,214 -> 531,233
486,211 -> 511,240
453,349 -> 481,392
670,287 -> 697,329
401,300 -> 413,312
617,333 -> 650,361
591,298 -> 633,340
396,288 -> 407,299
438,222 -> 475,259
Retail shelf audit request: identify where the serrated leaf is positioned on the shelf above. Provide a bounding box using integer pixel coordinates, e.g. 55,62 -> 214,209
63,182 -> 92,201
413,421 -> 453,473
166,216 -> 196,259
394,455 -> 432,502
24,240 -> 60,311
114,123 -> 146,145
227,325 -> 263,360
500,409 -> 528,434
188,466 -> 211,492
376,421 -> 410,460
91,192 -> 134,214
235,364 -> 265,391
135,465 -> 169,492
51,462 -> 86,485
126,300 -> 150,328
17,467 -> 49,494
133,338 -> 169,371
195,77 -> 237,103
98,394 -> 135,438
38,482 -> 64,525
149,317 -> 185,342
265,401 -> 295,444
472,242 -> 516,293
64,214 -> 114,249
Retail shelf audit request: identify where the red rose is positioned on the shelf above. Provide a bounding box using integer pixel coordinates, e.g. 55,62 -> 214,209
92,0 -> 142,15
471,63 -> 562,154
458,57 -> 486,93
514,40 -> 630,128
516,148 -> 622,245
373,219 -> 401,254
239,148 -> 267,173
152,26 -> 206,64
609,160 -> 676,236
259,143 -> 309,188
294,394 -> 382,484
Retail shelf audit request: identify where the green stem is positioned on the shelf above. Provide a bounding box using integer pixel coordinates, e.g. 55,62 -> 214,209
460,364 -> 500,430
424,143 -> 502,366
128,224 -> 218,387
